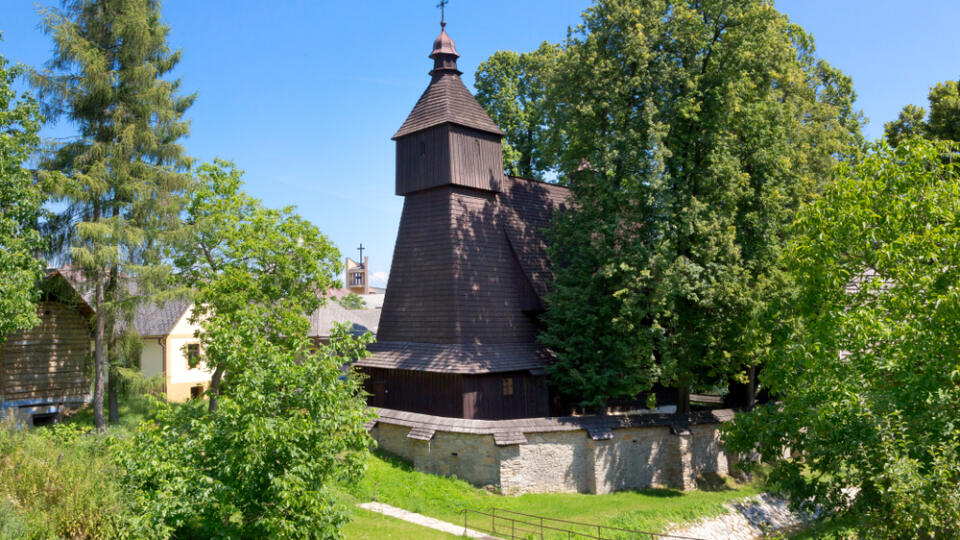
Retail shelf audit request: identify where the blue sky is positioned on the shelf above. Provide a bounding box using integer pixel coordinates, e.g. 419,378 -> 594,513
2,1 -> 958,287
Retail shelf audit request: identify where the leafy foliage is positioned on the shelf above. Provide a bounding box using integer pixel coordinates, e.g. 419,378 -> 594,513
335,292 -> 367,310
120,325 -> 374,539
884,79 -> 960,145
474,42 -> 562,179
175,159 -> 342,411
0,422 -> 164,539
724,138 -> 960,537
534,0 -> 863,410
0,50 -> 45,342
34,0 -> 194,429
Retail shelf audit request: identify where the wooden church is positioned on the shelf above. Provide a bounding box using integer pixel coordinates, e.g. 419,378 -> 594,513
355,24 -> 569,420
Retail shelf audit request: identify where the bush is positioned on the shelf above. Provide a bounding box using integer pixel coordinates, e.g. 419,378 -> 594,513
725,139 -> 960,537
0,422 -> 162,539
119,325 -> 375,539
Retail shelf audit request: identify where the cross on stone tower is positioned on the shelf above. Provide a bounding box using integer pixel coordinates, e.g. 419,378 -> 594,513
437,0 -> 448,27
357,243 -> 365,267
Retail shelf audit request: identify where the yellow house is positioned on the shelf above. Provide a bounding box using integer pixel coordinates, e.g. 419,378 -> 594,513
134,299 -> 212,402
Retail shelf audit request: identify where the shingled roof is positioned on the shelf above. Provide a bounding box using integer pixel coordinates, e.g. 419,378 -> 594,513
392,28 -> 503,140
309,301 -> 380,338
132,298 -> 191,338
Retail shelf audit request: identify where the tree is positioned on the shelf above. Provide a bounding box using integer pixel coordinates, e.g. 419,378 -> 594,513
884,79 -> 960,145
535,0 -> 863,413
335,292 -> 366,310
175,160 -> 342,412
474,42 -> 562,180
34,0 -> 194,430
724,138 -> 960,537
120,325 -> 374,538
0,49 -> 45,341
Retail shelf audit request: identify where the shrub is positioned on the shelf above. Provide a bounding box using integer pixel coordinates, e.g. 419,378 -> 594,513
119,325 -> 375,539
0,422 -> 162,539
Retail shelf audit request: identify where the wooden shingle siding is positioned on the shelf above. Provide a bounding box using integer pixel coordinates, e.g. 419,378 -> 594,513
1,301 -> 91,403
373,28 -> 573,419
392,72 -> 504,140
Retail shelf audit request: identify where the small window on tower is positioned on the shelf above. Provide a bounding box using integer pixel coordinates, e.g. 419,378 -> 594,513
502,377 -> 514,396
353,273 -> 364,286
420,141 -> 426,156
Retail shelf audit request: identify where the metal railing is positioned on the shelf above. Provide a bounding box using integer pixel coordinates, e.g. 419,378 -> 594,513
461,508 -> 706,540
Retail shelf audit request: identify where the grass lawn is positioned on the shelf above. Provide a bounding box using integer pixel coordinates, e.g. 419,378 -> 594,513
345,451 -> 764,537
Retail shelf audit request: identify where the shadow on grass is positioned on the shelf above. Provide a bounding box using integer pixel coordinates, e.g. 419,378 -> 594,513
695,472 -> 735,492
372,449 -> 417,471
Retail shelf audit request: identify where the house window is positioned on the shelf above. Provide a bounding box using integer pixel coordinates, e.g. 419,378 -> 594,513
186,343 -> 200,365
502,377 -> 514,396
190,385 -> 203,399
353,273 -> 364,286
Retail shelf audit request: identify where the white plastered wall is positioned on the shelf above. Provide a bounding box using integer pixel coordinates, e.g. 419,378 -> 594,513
140,339 -> 164,378
166,305 -> 212,386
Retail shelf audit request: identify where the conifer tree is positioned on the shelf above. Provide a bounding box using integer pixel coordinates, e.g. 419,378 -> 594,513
34,0 -> 194,431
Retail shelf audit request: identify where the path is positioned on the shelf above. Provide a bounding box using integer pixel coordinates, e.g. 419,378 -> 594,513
664,493 -> 811,540
357,502 -> 500,539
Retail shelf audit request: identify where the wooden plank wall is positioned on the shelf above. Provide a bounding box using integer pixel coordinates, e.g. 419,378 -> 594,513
395,124 -> 502,196
1,301 -> 91,404
396,125 -> 452,195
447,125 -> 502,192
362,367 -> 550,420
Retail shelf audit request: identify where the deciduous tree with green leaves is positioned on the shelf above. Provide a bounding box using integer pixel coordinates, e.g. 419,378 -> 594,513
34,0 -> 194,430
175,160 -> 342,412
534,0 -> 863,413
724,138 -> 960,537
0,49 -> 45,342
884,79 -> 960,145
120,324 -> 374,538
475,42 -> 562,180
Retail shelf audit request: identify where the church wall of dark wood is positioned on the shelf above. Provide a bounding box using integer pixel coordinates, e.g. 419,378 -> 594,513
395,126 -> 452,196
447,125 -> 502,193
377,188 -> 457,343
361,367 -> 549,420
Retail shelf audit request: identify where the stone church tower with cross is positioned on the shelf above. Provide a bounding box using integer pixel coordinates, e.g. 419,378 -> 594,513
353,22 -> 570,420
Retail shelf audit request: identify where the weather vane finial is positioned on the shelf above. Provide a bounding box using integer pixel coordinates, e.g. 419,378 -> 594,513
437,0 -> 448,28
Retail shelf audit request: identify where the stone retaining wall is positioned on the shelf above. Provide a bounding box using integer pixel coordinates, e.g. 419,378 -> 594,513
368,408 -> 735,494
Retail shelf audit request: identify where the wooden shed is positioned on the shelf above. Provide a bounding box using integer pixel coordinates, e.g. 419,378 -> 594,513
0,270 -> 93,426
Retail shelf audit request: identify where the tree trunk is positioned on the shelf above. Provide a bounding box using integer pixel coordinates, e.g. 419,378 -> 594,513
93,278 -> 106,432
208,365 -> 225,413
108,366 -> 120,423
106,266 -> 120,424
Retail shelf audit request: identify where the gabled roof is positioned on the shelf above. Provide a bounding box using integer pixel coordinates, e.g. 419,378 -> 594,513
309,301 -> 380,338
500,176 -> 570,300
132,298 -> 191,338
47,266 -> 191,338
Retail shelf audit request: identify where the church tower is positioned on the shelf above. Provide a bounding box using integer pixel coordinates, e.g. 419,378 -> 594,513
355,23 -> 569,420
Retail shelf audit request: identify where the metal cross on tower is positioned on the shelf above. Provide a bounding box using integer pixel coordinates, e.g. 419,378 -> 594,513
437,0 -> 448,27
357,243 -> 365,267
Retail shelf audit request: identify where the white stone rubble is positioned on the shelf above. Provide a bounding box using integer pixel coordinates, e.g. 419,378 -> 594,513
665,493 -> 812,540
